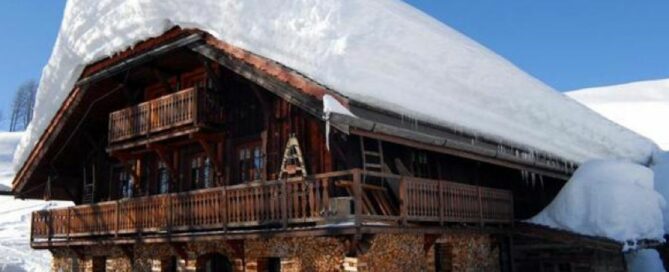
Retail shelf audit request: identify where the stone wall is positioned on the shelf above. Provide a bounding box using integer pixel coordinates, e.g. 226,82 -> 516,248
50,233 -> 500,272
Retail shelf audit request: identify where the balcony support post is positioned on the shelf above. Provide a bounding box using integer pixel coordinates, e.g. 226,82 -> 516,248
67,207 -> 71,241
438,182 -> 444,226
353,169 -> 362,229
167,194 -> 173,236
478,186 -> 484,226
281,179 -> 288,229
399,176 -> 407,226
115,200 -> 120,237
222,187 -> 228,232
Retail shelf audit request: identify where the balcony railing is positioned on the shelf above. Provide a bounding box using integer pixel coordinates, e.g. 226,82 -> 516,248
31,169 -> 513,243
108,87 -> 224,143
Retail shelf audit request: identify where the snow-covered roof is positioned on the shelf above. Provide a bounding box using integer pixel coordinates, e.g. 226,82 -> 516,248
568,79 -> 669,150
14,0 -> 658,174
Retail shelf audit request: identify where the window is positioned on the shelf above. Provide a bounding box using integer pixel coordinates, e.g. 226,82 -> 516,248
71,256 -> 80,272
258,257 -> 281,272
237,142 -> 264,182
92,257 -> 106,272
161,256 -> 178,272
115,167 -> 134,199
435,243 -> 453,272
157,161 -> 171,194
191,156 -> 213,190
196,253 -> 232,272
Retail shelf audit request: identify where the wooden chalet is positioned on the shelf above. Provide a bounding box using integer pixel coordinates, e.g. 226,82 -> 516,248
12,28 -> 629,272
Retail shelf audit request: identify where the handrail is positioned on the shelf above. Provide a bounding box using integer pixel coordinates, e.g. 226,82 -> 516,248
108,87 -> 224,143
30,169 -> 513,242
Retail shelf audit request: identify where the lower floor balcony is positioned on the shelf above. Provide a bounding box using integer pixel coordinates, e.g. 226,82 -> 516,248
31,169 -> 513,247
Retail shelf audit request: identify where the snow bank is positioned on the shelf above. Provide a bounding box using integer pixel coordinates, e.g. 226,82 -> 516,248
625,249 -> 666,272
0,132 -> 23,186
568,78 -> 669,150
14,0 -> 657,176
528,160 -> 665,249
0,132 -> 73,271
652,152 -> 669,233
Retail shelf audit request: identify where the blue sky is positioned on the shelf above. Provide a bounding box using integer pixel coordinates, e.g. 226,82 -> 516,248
0,0 -> 667,129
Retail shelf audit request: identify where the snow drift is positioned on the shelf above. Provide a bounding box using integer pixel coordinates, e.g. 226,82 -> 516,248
528,160 -> 665,249
568,78 -> 669,150
652,152 -> 669,233
625,249 -> 666,272
14,0 -> 657,176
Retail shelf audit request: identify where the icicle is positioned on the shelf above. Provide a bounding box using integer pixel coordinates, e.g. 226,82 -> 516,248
530,172 -> 536,188
325,112 -> 331,152
539,175 -> 544,189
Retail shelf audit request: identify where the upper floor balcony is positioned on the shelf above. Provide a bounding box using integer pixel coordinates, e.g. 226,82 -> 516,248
108,87 -> 224,149
30,169 -> 513,248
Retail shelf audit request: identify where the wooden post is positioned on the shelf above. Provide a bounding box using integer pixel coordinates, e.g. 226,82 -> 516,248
30,212 -> 34,243
353,169 -> 362,228
47,210 -> 52,243
167,195 -> 173,235
477,186 -> 484,226
438,182 -> 444,226
281,179 -> 288,229
115,200 -> 121,237
222,187 -> 228,231
399,177 -> 407,226
194,87 -> 200,125
67,207 -> 71,241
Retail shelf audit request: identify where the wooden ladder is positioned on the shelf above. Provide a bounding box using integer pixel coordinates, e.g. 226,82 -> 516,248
279,134 -> 308,179
359,136 -> 385,175
82,165 -> 95,204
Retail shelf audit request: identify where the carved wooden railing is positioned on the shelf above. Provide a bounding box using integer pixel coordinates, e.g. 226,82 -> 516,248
108,87 -> 224,143
31,170 -> 513,242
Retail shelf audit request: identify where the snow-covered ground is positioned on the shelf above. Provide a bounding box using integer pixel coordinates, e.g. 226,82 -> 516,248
14,0 -> 657,177
0,132 -> 72,271
568,78 -> 669,150
0,198 -> 69,272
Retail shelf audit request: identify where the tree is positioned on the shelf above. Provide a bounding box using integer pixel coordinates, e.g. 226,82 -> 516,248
9,80 -> 37,132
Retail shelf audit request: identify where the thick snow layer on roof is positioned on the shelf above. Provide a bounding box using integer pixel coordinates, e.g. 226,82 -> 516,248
568,79 -> 669,150
14,0 -> 658,174
0,132 -> 23,187
528,160 -> 665,250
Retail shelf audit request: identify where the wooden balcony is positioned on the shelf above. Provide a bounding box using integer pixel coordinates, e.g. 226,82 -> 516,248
31,170 -> 513,246
108,87 -> 224,146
